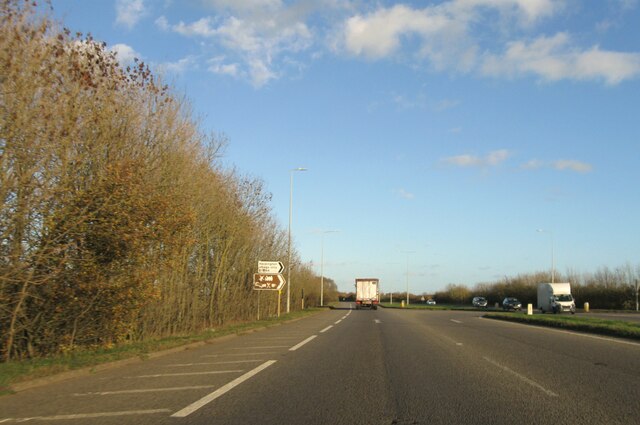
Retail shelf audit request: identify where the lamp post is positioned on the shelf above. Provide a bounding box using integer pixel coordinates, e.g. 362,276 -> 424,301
401,250 -> 415,305
537,229 -> 555,283
287,167 -> 307,313
319,230 -> 339,306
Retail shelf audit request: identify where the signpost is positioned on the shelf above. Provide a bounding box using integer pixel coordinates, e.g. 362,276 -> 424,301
254,261 -> 286,317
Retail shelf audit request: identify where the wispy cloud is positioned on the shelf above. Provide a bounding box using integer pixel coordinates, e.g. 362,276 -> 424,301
552,160 -> 593,173
441,149 -> 510,167
521,158 -> 593,173
155,2 -> 314,87
396,188 -> 415,200
116,0 -> 147,29
156,56 -> 198,76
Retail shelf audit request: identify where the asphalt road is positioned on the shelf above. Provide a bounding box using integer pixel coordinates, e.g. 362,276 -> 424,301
1,304 -> 639,424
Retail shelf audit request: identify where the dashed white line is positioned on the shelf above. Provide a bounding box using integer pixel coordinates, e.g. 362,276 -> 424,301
172,360 -> 277,418
231,346 -> 289,349
166,360 -> 263,367
202,352 -> 275,357
374,319 -> 382,324
450,319 -> 462,324
335,319 -> 342,324
74,386 -> 218,396
289,335 -> 317,351
129,370 -> 243,378
320,325 -> 333,333
483,357 -> 558,397
1,409 -> 171,422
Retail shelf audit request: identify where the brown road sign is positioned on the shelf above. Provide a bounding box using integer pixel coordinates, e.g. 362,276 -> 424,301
253,273 -> 286,290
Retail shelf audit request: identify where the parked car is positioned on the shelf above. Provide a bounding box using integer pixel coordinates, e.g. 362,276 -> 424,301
426,299 -> 436,305
472,296 -> 488,308
502,297 -> 522,311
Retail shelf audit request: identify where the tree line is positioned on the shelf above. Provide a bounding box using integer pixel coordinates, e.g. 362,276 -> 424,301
431,265 -> 640,310
0,1 -> 337,361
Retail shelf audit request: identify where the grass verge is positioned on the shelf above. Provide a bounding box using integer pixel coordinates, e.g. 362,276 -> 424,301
0,309 -> 322,394
483,313 -> 640,341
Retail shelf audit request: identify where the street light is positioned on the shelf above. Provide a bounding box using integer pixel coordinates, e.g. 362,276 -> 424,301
537,229 -> 555,283
287,167 -> 307,313
319,230 -> 340,306
401,250 -> 415,305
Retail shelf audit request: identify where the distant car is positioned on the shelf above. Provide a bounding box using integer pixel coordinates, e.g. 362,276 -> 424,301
426,299 -> 436,305
502,297 -> 522,311
472,296 -> 488,308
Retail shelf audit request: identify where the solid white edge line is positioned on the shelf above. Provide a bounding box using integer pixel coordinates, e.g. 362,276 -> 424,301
1,409 -> 171,422
171,360 -> 277,418
483,357 -> 558,397
289,335 -> 317,351
320,325 -> 333,333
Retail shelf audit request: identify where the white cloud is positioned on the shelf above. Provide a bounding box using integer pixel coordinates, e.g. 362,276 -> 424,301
116,0 -> 146,29
396,188 -> 415,200
208,56 -> 240,77
553,160 -> 593,173
442,149 -> 510,167
158,9 -> 312,87
482,33 -> 640,85
334,1 -> 639,86
521,159 -> 545,169
453,0 -> 562,24
341,5 -> 455,59
153,0 -> 640,87
156,56 -> 197,75
109,43 -> 140,65
520,159 -> 593,173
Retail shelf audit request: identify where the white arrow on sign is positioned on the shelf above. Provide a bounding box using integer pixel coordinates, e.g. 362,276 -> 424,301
258,261 -> 285,274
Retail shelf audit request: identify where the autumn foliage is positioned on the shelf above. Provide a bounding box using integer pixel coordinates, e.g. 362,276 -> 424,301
0,1 -> 336,361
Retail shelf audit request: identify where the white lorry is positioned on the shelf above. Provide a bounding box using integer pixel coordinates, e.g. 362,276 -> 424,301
537,282 -> 576,314
355,278 -> 379,310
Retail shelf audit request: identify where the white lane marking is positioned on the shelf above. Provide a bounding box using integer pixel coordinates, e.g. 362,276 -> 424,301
74,386 -> 218,396
129,370 -> 243,378
320,325 -> 333,333
167,360 -> 263,367
341,316 -> 348,319
202,352 -> 275,357
456,343 -> 463,346
1,409 -> 171,422
289,335 -> 317,351
483,357 -> 558,397
335,320 -> 342,324
252,337 -> 304,340
231,346 -> 289,349
450,319 -> 462,324
172,360 -> 276,418
374,319 -> 382,324
481,317 -> 640,347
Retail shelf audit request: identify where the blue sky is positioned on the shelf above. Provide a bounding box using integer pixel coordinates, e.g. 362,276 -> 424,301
49,0 -> 640,293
